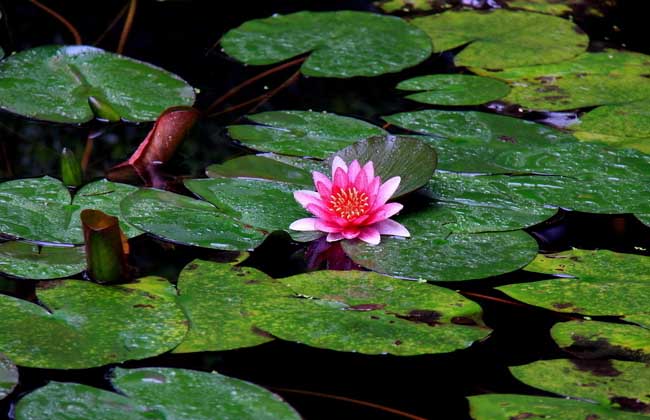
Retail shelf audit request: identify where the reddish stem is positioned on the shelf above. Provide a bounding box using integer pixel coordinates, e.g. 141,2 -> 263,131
80,134 -> 94,174
29,0 -> 81,45
382,122 -> 393,130
117,0 -> 137,54
460,291 -> 527,307
93,2 -> 129,46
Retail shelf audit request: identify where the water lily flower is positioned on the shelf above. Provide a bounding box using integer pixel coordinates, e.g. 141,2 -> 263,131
289,157 -> 410,245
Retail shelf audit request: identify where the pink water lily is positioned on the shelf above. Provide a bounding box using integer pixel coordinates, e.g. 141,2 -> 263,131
289,156 -> 410,245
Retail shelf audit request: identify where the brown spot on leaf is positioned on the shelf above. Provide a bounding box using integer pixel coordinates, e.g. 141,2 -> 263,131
245,280 -> 260,284
536,85 -> 562,93
133,304 -> 155,309
398,310 -> 441,326
251,326 -> 274,338
38,280 -> 65,290
346,303 -> 386,311
610,397 -> 650,413
585,415 -> 600,420
511,413 -> 543,419
565,337 -> 649,362
572,359 -> 622,376
499,135 -> 517,144
544,95 -> 570,101
185,263 -> 199,271
394,340 -> 402,346
451,316 -> 478,326
553,302 -> 574,309
534,76 -> 558,83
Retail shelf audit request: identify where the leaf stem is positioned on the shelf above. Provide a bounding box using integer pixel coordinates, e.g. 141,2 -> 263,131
80,134 -> 94,174
28,0 -> 81,45
460,291 -> 527,307
93,2 -> 129,46
117,0 -> 137,54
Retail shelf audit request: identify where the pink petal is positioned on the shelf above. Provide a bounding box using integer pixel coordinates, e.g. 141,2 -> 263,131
374,176 -> 401,208
294,190 -> 322,208
348,160 -> 361,182
331,156 -> 347,178
326,232 -> 344,242
289,218 -> 318,231
358,227 -> 380,245
381,202 -> 403,219
341,228 -> 360,239
362,161 -> 374,180
333,167 -> 348,190
312,171 -> 332,198
354,167 -> 368,191
315,219 -> 342,233
306,203 -> 332,219
375,219 -> 410,237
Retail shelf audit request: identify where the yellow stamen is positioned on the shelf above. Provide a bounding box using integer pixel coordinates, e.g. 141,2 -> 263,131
329,187 -> 369,220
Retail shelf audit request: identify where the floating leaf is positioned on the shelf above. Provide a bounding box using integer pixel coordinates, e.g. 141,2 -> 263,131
253,270 -> 491,355
326,135 -> 437,198
624,314 -> 650,329
552,320 -> 650,362
173,259 -> 282,353
411,9 -> 588,69
510,359 -> 650,411
0,45 -> 195,123
468,394 -> 647,420
206,155 -> 313,186
396,74 -> 510,105
221,11 -> 431,78
121,188 -> 265,251
15,367 -> 300,420
0,277 -> 187,369
0,241 -> 85,280
377,0 -> 438,13
228,111 -> 386,158
476,50 -> 650,111
0,354 -> 18,400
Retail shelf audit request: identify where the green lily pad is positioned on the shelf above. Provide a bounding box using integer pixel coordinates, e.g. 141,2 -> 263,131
221,11 -> 431,78
0,354 -> 18,400
0,177 -> 141,244
476,50 -> 650,111
396,74 -> 510,105
468,394 -> 648,420
206,155 -> 313,186
504,0 -> 609,17
411,9 -> 588,69
0,241 -> 86,280
0,277 -> 188,369
228,111 -> 387,158
624,314 -> 650,329
253,270 -> 491,355
15,367 -> 300,420
552,320 -> 650,362
377,0 -> 438,13
121,188 -> 266,251
0,45 -> 195,123
174,259 -> 283,353
326,135 -> 437,198
570,100 -> 650,153
510,359 -> 650,410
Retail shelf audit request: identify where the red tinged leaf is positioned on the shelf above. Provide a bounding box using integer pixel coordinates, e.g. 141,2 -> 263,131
108,106 -> 201,185
81,209 -> 130,284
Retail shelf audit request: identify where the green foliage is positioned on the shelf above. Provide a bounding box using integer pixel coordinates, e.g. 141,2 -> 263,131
0,242 -> 85,280
396,74 -> 510,105
0,354 -> 18,401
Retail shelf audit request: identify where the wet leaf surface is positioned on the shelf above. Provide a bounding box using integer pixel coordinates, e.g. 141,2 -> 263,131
552,320 -> 650,362
411,9 -> 588,69
469,394 -> 648,420
121,188 -> 266,251
0,354 -> 18,401
510,359 -> 650,411
396,74 -> 510,106
15,367 -> 300,420
0,241 -> 85,280
221,11 -> 431,78
206,155 -> 313,186
0,45 -> 195,123
228,111 -> 386,158
252,270 -> 491,355
0,277 -> 187,369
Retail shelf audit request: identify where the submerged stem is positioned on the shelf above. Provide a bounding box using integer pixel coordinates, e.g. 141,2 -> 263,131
29,0 -> 81,45
117,0 -> 137,54
93,2 -> 129,46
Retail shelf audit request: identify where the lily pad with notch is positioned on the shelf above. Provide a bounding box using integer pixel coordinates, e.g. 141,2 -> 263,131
0,241 -> 86,280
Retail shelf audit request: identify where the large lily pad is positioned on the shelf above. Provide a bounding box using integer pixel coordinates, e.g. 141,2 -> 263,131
15,367 -> 300,420
411,9 -> 588,69
396,74 -> 510,106
121,188 -> 266,251
0,241 -> 86,280
228,111 -> 386,158
510,359 -> 650,410
173,259 -> 282,353
253,270 -> 491,355
206,155 -> 313,186
0,45 -> 195,123
221,11 -> 431,78
552,320 -> 650,362
0,177 -> 141,244
0,277 -> 188,369
0,354 -> 18,400
468,394 -> 648,420
476,50 -> 650,111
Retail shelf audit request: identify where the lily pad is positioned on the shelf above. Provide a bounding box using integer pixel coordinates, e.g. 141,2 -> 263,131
504,0 -> 608,17
121,188 -> 266,251
396,74 -> 510,105
221,11 -> 431,78
0,277 -> 188,369
228,111 -> 387,158
0,354 -> 18,400
476,50 -> 650,111
15,367 -> 300,420
411,9 -> 588,69
0,241 -> 86,280
468,394 -> 648,420
510,359 -> 650,410
552,320 -> 650,362
173,259 -> 282,353
624,314 -> 650,329
206,155 -> 313,186
0,45 -> 195,123
377,0 -> 438,13
253,270 -> 491,355
0,177 -> 141,244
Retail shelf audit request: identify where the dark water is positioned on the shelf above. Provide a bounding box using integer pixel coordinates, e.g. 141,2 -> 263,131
0,1 -> 649,419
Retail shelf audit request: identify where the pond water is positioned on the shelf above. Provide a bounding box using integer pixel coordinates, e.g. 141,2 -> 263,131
0,1 -> 649,419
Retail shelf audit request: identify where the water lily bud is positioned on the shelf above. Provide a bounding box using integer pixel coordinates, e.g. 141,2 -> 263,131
60,147 -> 83,187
